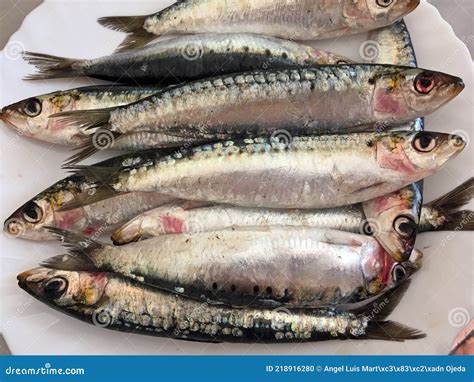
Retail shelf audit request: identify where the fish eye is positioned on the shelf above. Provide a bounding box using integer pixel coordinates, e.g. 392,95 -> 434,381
412,132 -> 437,153
23,98 -> 42,117
392,264 -> 407,283
43,277 -> 68,299
376,0 -> 393,7
393,215 -> 417,238
22,201 -> 43,223
414,73 -> 435,94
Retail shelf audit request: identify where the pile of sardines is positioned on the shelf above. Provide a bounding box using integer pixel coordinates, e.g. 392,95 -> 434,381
3,0 -> 473,344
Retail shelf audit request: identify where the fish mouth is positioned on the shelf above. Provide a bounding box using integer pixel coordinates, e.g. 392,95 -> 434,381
452,78 -> 465,96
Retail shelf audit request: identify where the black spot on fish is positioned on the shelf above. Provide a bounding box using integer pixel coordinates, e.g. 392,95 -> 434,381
368,77 -> 376,85
265,49 -> 271,57
366,140 -> 374,147
231,285 -> 236,292
266,287 -> 273,295
281,52 -> 288,59
243,46 -> 249,52
254,285 -> 259,294
212,282 -> 218,290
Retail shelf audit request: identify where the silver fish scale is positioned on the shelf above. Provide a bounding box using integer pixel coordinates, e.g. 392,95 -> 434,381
100,277 -> 368,340
111,65 -> 389,129
121,134 -> 377,173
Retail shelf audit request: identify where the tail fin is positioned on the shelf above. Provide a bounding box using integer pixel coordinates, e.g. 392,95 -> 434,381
98,15 -> 156,53
422,178 -> 474,231
23,51 -> 86,80
363,321 -> 426,341
49,108 -> 113,133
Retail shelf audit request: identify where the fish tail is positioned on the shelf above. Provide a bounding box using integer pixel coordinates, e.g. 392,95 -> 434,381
63,131 -> 123,166
363,321 -> 426,341
23,51 -> 86,80
49,108 -> 114,133
98,15 -> 156,53
41,227 -> 105,271
422,178 -> 474,231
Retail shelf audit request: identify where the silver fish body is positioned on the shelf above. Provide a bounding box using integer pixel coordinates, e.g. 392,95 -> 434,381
55,65 -> 464,140
0,86 -> 161,146
18,268 -> 425,342
24,33 -> 351,84
99,0 -> 420,52
112,203 -> 366,244
45,227 -> 416,308
73,133 -> 464,210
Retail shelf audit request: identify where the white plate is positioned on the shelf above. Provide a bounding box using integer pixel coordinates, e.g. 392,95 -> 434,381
0,0 -> 472,355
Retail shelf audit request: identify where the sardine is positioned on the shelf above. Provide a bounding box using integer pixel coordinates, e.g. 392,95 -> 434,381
18,267 -> 425,342
110,179 -> 474,245
52,65 -> 464,165
23,33 -> 352,84
43,226 -> 420,308
3,152 -> 176,240
98,0 -> 420,52
0,85 -> 161,146
65,133 -> 465,210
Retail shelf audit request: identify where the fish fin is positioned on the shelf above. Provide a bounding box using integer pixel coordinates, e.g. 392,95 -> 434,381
433,211 -> 474,231
57,186 -> 122,212
348,279 -> 411,320
63,131 -> 123,166
362,320 -> 426,341
49,109 -> 113,133
97,15 -> 156,53
427,177 -> 474,211
424,178 -> 474,231
40,253 -> 97,272
23,51 -> 85,80
43,226 -> 105,254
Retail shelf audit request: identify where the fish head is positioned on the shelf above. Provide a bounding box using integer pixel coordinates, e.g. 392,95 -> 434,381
375,131 -> 465,180
3,178 -> 89,240
364,0 -> 420,23
17,267 -> 108,309
387,249 -> 423,288
1,91 -> 86,145
362,185 -> 422,262
372,68 -> 464,121
362,243 -> 421,293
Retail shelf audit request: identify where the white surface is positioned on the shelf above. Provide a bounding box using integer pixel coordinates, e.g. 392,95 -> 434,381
0,0 -> 473,355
